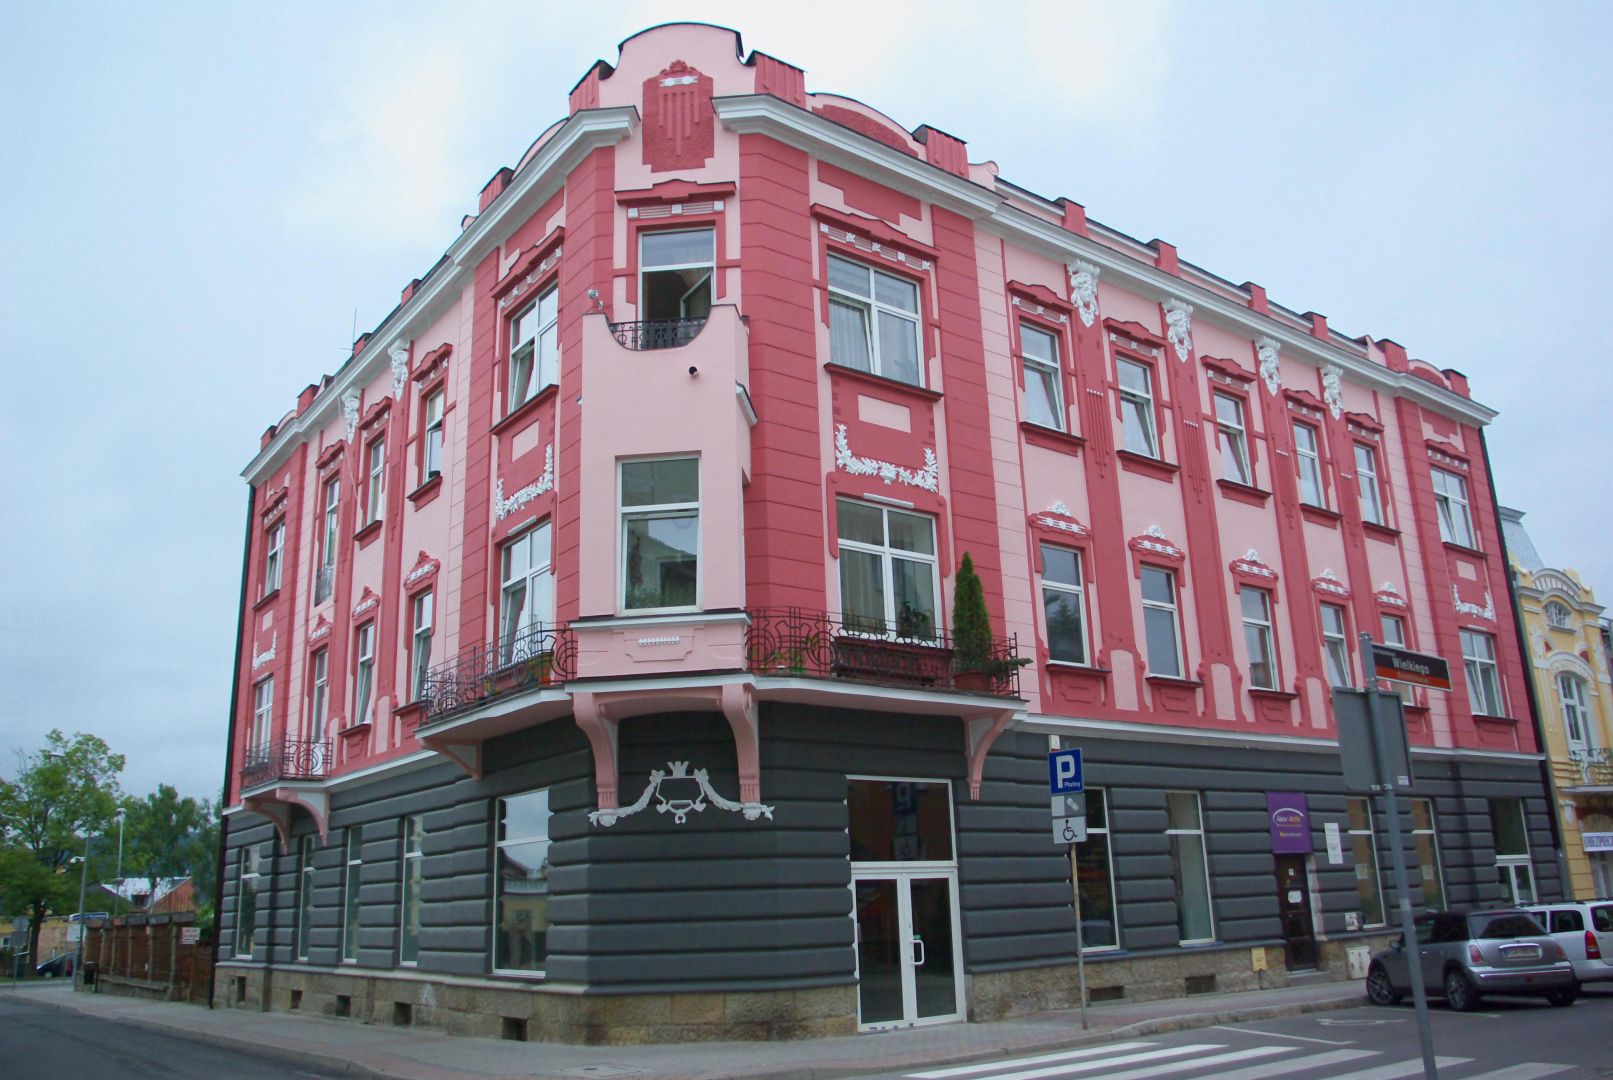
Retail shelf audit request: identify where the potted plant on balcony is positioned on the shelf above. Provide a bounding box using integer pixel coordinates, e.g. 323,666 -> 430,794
951,552 -> 1029,693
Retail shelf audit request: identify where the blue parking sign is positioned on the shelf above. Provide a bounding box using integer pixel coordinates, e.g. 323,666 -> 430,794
1048,748 -> 1083,794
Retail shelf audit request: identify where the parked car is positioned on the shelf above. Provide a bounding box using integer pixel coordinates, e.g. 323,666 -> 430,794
35,952 -> 74,978
1366,909 -> 1578,1011
1528,899 -> 1613,985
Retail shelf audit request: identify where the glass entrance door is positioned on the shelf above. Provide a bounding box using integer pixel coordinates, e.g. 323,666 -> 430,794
853,871 -> 962,1028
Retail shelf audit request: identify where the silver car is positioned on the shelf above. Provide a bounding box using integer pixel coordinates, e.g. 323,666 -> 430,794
1528,900 -> 1613,984
1366,909 -> 1578,1011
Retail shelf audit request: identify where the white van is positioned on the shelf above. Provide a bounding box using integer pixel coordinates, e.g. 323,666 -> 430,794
1527,900 -> 1613,984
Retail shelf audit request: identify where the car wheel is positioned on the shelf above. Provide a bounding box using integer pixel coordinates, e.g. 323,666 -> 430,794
1546,986 -> 1579,1007
1366,964 -> 1403,1005
1444,968 -> 1480,1012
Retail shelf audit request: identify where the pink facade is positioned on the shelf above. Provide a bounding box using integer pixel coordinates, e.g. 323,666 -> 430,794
228,24 -> 1528,839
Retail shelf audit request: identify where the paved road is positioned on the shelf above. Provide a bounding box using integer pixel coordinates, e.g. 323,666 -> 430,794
875,989 -> 1613,1080
0,993 -> 347,1080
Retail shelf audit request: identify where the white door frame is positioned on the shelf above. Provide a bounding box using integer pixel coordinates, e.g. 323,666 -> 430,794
850,866 -> 965,1030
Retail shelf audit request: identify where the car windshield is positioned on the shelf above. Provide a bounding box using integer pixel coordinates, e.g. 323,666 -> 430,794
1473,913 -> 1545,939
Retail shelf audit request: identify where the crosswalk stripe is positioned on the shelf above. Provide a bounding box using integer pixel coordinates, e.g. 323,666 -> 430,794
948,1043 -> 1225,1080
1193,1048 -> 1378,1080
1324,1056 -> 1471,1080
1459,1066 -> 1573,1080
1080,1046 -> 1292,1080
906,1042 -> 1157,1078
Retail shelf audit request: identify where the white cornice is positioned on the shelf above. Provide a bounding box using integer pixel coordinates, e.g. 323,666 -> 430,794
241,107 -> 638,484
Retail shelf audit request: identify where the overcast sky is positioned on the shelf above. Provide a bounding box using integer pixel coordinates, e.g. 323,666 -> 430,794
3,2 -> 1610,800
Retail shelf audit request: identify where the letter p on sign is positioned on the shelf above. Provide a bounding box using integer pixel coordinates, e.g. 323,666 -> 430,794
1049,748 -> 1083,794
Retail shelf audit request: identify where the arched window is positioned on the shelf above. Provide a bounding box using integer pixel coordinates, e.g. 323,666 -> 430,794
1558,673 -> 1592,753
1545,600 -> 1572,629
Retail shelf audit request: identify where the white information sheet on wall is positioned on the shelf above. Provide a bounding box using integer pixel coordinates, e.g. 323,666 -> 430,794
1325,821 -> 1345,865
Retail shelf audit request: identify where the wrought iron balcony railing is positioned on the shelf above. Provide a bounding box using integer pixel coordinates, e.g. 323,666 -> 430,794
313,564 -> 335,605
240,737 -> 332,789
418,622 -> 577,722
1569,747 -> 1613,787
745,608 -> 1024,697
609,317 -> 707,351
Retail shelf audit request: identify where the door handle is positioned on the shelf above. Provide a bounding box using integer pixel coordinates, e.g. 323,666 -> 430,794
912,936 -> 926,967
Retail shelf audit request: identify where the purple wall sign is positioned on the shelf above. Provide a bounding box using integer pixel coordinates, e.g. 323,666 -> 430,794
1267,791 -> 1311,854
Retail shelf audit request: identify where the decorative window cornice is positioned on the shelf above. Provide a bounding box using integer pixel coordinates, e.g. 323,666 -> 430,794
1010,294 -> 1069,324
494,227 -> 565,309
315,440 -> 346,471
1201,355 -> 1255,385
1426,439 -> 1469,469
309,616 -> 332,643
412,342 -> 452,387
1374,583 -> 1409,609
1312,569 -> 1351,598
1031,501 -> 1089,538
494,445 -> 556,521
1230,549 -> 1278,584
404,550 -> 440,593
1128,525 -> 1185,564
833,424 -> 939,492
353,587 -> 380,619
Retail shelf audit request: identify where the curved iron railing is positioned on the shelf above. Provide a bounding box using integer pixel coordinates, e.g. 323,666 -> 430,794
1569,747 -> 1613,786
745,607 -> 1022,696
418,622 -> 576,722
609,318 -> 707,351
240,737 -> 332,789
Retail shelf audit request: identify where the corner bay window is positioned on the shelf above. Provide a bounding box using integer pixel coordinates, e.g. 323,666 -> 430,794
341,827 -> 362,962
1214,392 -> 1251,485
1166,792 -> 1214,944
621,458 -> 699,611
1117,358 -> 1158,457
640,228 -> 714,323
1140,567 -> 1183,678
1432,467 -> 1475,548
1293,421 -> 1325,507
1321,604 -> 1352,688
1019,322 -> 1064,430
1077,788 -> 1119,950
827,254 -> 921,386
508,286 -> 558,412
1240,586 -> 1278,690
1347,797 -> 1385,927
1460,628 -> 1502,716
837,499 -> 938,640
495,789 -> 551,974
1040,544 -> 1088,665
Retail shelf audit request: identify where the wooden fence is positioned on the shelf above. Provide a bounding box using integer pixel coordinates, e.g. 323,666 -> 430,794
82,913 -> 212,1003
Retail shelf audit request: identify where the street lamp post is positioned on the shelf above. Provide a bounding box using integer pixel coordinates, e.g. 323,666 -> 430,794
73,833 -> 91,987
113,809 -> 126,919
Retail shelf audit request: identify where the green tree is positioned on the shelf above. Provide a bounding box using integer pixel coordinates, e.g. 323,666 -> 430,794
120,785 -> 216,883
0,731 -> 125,967
951,552 -> 993,670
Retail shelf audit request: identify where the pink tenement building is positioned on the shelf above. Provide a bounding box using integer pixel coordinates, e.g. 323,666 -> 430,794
219,23 -> 1556,1040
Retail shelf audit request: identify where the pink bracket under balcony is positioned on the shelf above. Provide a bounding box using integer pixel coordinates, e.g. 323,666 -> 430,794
965,708 -> 1018,800
242,784 -> 329,852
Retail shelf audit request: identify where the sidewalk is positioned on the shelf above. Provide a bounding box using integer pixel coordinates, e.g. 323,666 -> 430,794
5,977 -> 1365,1080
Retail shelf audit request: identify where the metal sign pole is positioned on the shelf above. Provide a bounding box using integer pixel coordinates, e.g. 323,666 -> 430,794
1362,634 -> 1437,1080
1069,844 -> 1088,1029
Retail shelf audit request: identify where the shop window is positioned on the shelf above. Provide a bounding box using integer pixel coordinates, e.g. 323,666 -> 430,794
848,779 -> 954,863
1489,797 -> 1535,905
341,827 -> 363,963
295,835 -> 315,961
1166,791 -> 1214,944
235,845 -> 260,958
1077,788 -> 1119,951
1411,799 -> 1446,912
1348,798 -> 1386,927
494,789 -> 551,974
400,815 -> 424,965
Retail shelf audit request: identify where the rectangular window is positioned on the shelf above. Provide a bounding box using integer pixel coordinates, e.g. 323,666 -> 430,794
499,522 -> 555,663
1214,392 -> 1251,485
1240,586 -> 1278,690
423,390 -> 445,480
1354,443 -> 1385,526
341,827 -> 363,963
263,522 -> 284,595
1432,468 -> 1476,548
235,845 -> 260,958
1078,788 -> 1119,950
320,476 -> 340,582
1040,544 -> 1088,665
1411,799 -> 1446,912
1019,323 -> 1065,430
400,815 -> 424,965
1166,792 -> 1214,944
1293,422 -> 1325,506
1348,798 -> 1386,927
620,459 -> 699,612
251,677 -> 274,751
411,592 -> 434,702
508,285 -> 559,411
827,254 -> 922,386
494,789 -> 552,974
1117,358 -> 1158,458
1140,567 -> 1182,678
1379,615 -> 1414,705
295,835 -> 315,961
1321,604 -> 1352,688
310,649 -> 329,741
366,438 -> 386,525
353,622 -> 375,724
1489,797 -> 1535,905
641,227 -> 714,324
837,499 -> 939,640
1559,673 -> 1591,753
1460,628 -> 1502,716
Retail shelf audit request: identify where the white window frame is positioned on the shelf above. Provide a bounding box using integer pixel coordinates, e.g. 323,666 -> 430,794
499,522 -> 555,662
310,648 -> 328,741
411,591 -> 434,702
1239,586 -> 1279,690
235,845 -> 260,958
826,253 -> 923,386
1347,797 -> 1387,928
251,677 -> 273,750
1545,601 -> 1572,629
1321,603 -> 1353,688
835,498 -> 941,641
399,814 -> 423,966
320,476 -> 340,570
1293,421 -> 1326,507
1165,791 -> 1215,945
638,228 -> 715,321
619,458 -> 701,614
1078,787 -> 1120,953
1139,566 -> 1183,678
1379,614 -> 1414,705
1490,797 -> 1535,906
366,437 -> 386,526
1460,628 -> 1503,716
422,389 -> 445,481
1411,798 -> 1446,911
1039,543 -> 1089,666
353,622 -> 375,724
508,285 -> 559,413
295,834 -> 315,961
1432,467 -> 1476,548
1354,443 -> 1385,526
1560,673 -> 1592,754
492,787 -> 552,978
1117,357 -> 1158,458
1019,322 -> 1065,431
341,827 -> 362,963
263,522 -> 284,595
1213,392 -> 1251,486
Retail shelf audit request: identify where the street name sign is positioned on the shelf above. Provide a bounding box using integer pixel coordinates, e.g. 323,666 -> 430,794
1369,643 -> 1452,691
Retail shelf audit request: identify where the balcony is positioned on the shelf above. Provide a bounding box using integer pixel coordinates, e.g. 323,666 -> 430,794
313,564 -> 335,605
239,736 -> 332,790
608,317 -> 707,351
418,622 -> 577,723
1568,748 -> 1613,789
745,608 -> 1024,697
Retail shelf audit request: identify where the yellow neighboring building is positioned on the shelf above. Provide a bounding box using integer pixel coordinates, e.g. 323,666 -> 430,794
1502,507 -> 1613,899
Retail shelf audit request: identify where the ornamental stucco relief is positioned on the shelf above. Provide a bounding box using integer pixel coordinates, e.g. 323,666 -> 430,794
1163,299 -> 1193,362
1256,337 -> 1281,395
1068,261 -> 1101,327
589,761 -> 774,827
834,425 -> 939,492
